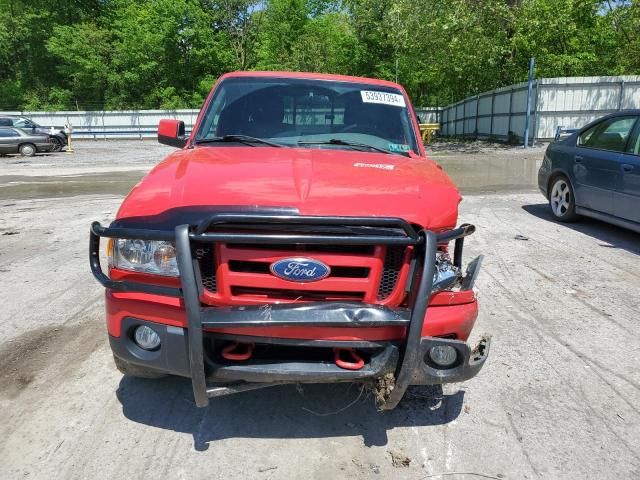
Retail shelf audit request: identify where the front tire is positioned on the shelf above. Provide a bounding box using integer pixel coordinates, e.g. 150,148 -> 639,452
549,175 -> 578,222
19,143 -> 36,157
113,356 -> 166,379
50,137 -> 63,152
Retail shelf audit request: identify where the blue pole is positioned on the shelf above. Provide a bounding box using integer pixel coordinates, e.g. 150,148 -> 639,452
524,57 -> 535,148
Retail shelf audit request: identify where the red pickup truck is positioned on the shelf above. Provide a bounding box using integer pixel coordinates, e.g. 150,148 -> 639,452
90,71 -> 489,409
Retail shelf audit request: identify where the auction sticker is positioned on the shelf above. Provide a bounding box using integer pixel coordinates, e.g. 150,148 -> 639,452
360,90 -> 406,108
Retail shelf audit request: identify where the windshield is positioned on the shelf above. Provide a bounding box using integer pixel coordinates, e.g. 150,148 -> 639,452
194,77 -> 419,156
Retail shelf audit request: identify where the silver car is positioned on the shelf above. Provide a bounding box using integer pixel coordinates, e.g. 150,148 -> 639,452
0,127 -> 54,156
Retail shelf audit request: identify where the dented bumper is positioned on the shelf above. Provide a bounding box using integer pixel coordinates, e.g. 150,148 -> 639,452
110,316 -> 489,387
413,336 -> 490,385
90,212 -> 488,409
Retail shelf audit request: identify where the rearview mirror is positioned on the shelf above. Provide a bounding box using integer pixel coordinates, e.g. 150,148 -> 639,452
158,119 -> 187,148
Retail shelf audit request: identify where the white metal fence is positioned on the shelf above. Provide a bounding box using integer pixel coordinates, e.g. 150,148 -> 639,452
440,75 -> 640,141
0,109 -> 200,138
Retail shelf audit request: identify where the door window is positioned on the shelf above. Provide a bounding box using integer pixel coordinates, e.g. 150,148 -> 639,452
578,117 -> 637,152
0,128 -> 19,137
13,119 -> 35,129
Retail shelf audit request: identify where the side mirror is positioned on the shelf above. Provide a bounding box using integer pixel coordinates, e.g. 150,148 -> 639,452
158,119 -> 187,148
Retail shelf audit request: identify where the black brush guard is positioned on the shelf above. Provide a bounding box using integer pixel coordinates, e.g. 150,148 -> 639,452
90,213 -> 479,409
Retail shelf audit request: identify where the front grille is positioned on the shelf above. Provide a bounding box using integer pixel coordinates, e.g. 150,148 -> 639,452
377,246 -> 406,300
196,242 -> 410,306
228,260 -> 369,278
194,243 -> 217,292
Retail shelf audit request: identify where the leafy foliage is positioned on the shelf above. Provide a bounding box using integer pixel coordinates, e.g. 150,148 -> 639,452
0,0 -> 638,110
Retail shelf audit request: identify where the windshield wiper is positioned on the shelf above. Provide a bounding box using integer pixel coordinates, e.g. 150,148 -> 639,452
297,139 -> 401,156
195,135 -> 283,148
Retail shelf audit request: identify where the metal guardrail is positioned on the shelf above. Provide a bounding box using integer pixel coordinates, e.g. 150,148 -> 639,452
73,129 -> 157,139
0,109 -> 200,140
71,128 -> 193,140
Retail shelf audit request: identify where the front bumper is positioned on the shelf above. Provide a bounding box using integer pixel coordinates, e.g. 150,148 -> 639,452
110,317 -> 489,386
36,143 -> 54,153
90,212 -> 489,409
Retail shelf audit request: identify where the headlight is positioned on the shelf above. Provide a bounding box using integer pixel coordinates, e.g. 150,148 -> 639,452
109,239 -> 179,276
432,252 -> 461,292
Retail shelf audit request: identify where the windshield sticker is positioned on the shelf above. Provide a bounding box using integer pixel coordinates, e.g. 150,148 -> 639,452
353,162 -> 395,171
388,143 -> 410,153
360,90 -> 406,108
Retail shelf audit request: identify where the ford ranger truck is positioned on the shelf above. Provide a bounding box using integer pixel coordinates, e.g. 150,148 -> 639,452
89,71 -> 489,409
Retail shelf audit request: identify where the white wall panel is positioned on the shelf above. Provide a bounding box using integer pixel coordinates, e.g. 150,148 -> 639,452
431,76 -> 640,140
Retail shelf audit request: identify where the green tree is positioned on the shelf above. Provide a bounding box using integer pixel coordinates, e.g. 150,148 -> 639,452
255,0 -> 308,69
1,0 -> 639,111
47,23 -> 112,109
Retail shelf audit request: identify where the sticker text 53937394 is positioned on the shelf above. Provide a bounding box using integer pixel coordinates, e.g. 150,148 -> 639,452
360,90 -> 406,108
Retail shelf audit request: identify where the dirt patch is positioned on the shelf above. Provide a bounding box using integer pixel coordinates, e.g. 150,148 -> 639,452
0,319 -> 104,399
388,449 -> 411,468
372,372 -> 395,408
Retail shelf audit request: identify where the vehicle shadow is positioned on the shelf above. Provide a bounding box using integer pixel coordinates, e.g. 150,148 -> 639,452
116,376 -> 464,451
522,203 -> 640,255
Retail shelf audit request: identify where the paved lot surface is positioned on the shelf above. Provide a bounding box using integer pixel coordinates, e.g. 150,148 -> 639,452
0,141 -> 639,479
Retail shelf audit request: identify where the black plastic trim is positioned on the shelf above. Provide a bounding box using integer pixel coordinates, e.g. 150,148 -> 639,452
194,213 -> 419,238
413,336 -> 491,384
89,226 -> 182,297
380,230 -> 437,410
109,318 -> 190,377
461,255 -> 484,291
175,224 -> 209,407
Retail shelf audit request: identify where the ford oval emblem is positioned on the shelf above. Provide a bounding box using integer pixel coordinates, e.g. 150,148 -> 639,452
270,257 -> 331,283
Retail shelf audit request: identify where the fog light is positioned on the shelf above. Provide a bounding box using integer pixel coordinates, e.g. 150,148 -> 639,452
134,325 -> 161,350
429,345 -> 457,367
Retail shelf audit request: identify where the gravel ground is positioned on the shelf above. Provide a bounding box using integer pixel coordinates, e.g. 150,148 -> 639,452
0,141 -> 638,479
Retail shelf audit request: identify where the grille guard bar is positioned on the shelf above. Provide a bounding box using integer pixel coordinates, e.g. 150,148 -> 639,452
89,213 -> 476,408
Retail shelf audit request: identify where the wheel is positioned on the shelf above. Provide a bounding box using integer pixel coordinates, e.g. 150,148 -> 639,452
549,175 -> 578,222
19,143 -> 36,157
50,137 -> 63,152
113,356 -> 166,379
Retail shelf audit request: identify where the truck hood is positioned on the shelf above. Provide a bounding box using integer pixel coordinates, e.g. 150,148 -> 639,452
117,146 -> 461,229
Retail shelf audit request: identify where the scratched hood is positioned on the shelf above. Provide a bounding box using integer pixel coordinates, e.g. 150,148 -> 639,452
117,146 -> 461,229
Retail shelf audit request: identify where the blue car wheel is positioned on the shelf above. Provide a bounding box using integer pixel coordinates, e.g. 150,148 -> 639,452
549,175 -> 578,222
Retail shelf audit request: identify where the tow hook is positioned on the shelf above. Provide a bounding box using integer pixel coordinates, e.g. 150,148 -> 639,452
221,342 -> 254,361
334,348 -> 365,370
